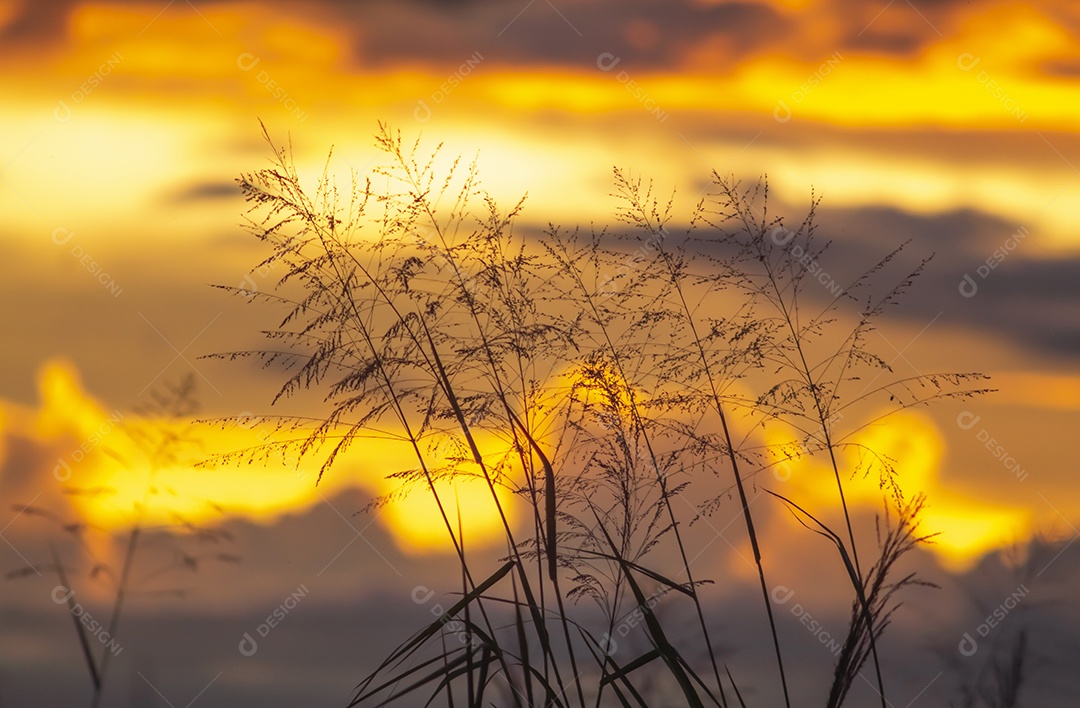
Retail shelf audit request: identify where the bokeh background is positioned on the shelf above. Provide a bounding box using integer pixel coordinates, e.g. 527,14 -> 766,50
2,0 -> 1079,705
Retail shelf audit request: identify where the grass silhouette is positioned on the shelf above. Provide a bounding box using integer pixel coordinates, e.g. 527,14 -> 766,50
8,376 -> 237,707
213,122 -> 993,706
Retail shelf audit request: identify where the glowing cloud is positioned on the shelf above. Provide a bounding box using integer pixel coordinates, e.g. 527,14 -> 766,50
3,359 -> 514,555
768,409 -> 1032,571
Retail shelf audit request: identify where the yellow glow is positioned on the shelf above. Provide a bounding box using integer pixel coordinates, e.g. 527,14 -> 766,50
27,361 -> 314,528
921,501 -> 1031,572
0,107 -> 209,237
732,5 -> 1078,129
376,476 -> 514,554
0,0 -> 1074,572
63,2 -> 348,88
15,359 -> 513,554
4,1 -> 1079,253
770,410 -> 940,508
34,360 -> 113,440
4,1 -> 1069,132
768,409 -> 1030,571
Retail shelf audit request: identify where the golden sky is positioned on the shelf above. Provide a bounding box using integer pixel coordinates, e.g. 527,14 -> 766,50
1,0 -> 1078,574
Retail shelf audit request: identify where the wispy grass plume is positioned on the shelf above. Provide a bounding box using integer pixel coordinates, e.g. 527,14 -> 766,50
215,123 -> 990,706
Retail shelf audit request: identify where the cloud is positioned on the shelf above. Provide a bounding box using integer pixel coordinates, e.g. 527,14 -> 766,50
0,0 -> 68,44
1042,57 -> 1080,78
751,203 -> 1080,359
1,1 -> 781,71
166,181 -> 242,204
10,0 -> 1074,75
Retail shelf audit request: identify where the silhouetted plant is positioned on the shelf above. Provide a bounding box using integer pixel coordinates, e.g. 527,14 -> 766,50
947,532 -> 1072,708
215,122 -> 991,706
7,376 -> 237,708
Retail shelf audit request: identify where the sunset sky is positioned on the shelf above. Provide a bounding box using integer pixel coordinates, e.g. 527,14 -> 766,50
2,0 -> 1079,706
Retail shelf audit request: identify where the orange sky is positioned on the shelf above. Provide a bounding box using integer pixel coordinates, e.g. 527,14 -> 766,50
1,0 -> 1078,573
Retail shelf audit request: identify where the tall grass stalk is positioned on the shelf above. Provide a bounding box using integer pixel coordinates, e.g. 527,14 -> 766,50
218,123 -> 991,706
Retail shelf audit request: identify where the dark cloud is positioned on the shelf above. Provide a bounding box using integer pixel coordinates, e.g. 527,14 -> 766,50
660,199 -> 1080,363
811,206 -> 1080,360
2,0 -> 1031,71
844,30 -> 925,56
328,0 -> 785,71
0,1 -> 68,44
166,181 -> 242,204
0,436 -> 52,499
0,0 -> 782,82
1042,58 -> 1080,78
